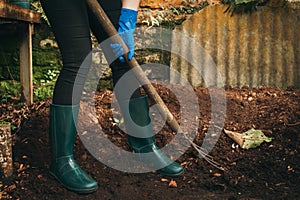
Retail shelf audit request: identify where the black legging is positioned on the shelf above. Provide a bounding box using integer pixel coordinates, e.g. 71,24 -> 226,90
41,0 -> 141,105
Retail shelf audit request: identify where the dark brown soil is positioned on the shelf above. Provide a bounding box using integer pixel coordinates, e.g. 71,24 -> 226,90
1,85 -> 299,199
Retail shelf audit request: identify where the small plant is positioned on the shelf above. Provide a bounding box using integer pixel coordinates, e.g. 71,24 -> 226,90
141,3 -> 208,29
0,81 -> 21,102
30,0 -> 50,26
33,69 -> 59,100
33,84 -> 54,100
222,0 -> 270,15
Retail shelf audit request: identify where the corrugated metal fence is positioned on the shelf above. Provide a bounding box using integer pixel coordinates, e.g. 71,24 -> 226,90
170,4 -> 300,88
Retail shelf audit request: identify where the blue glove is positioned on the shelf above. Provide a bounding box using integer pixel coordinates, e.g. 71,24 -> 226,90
110,8 -> 138,62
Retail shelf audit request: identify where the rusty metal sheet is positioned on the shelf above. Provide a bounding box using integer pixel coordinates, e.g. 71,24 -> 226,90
170,4 -> 300,88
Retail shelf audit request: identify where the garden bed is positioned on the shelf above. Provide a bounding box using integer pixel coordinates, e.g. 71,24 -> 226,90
0,84 -> 299,199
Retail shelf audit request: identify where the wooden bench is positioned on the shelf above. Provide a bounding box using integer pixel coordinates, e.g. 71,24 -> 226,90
0,1 -> 41,104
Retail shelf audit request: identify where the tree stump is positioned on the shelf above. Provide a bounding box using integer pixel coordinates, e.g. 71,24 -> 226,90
0,121 -> 13,178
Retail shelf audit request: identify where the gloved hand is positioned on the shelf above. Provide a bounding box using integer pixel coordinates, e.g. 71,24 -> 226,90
110,8 -> 138,62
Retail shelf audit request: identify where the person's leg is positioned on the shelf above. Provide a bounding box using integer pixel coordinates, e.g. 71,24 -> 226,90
87,0 -> 183,176
87,0 -> 142,101
42,0 -> 92,105
41,0 -> 98,193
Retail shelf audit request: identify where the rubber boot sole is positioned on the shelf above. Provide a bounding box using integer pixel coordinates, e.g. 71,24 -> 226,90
50,171 -> 98,194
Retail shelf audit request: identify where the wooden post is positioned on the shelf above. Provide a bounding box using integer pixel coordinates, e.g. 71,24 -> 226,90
0,121 -> 13,178
19,23 -> 33,104
0,1 -> 41,104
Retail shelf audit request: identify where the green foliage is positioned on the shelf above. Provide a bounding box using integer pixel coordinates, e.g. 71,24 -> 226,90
33,84 -> 54,100
169,4 -> 208,15
0,43 -> 61,101
33,47 -> 61,67
30,0 -> 50,26
0,68 -> 59,102
141,3 -> 208,30
0,81 -> 21,102
222,0 -> 270,15
33,69 -> 59,100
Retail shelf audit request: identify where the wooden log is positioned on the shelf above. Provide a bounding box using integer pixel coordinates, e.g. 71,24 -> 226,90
0,121 -> 13,178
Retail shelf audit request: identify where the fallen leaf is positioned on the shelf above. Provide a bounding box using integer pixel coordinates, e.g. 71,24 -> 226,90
161,178 -> 168,182
180,161 -> 188,166
7,184 -> 16,191
214,173 -> 222,177
242,129 -> 272,149
224,128 -> 272,149
168,180 -> 177,188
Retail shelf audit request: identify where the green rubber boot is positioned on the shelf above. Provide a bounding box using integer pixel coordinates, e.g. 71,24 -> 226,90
49,104 -> 98,193
119,96 -> 184,176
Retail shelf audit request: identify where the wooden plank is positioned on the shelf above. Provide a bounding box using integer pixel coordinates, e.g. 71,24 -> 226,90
0,1 -> 40,23
20,23 -> 33,104
0,121 -> 13,178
